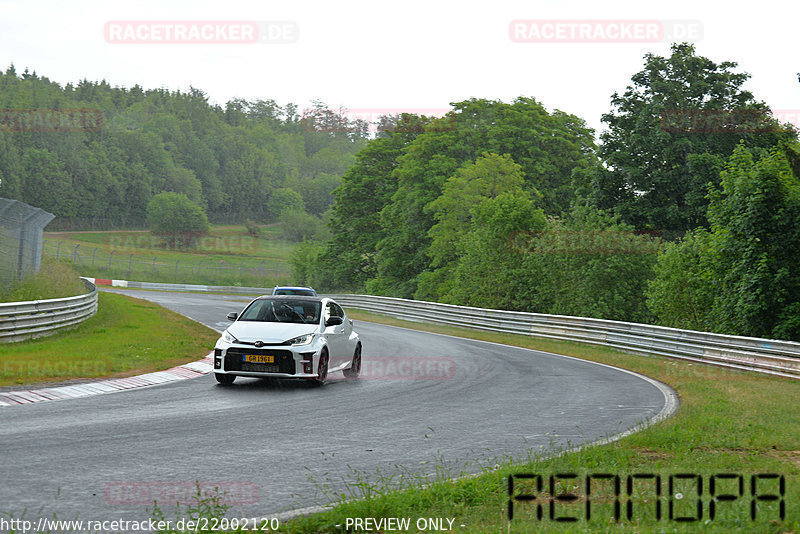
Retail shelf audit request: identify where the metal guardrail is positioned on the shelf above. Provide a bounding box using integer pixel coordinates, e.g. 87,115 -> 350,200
83,277 -> 269,295
81,277 -> 800,380
0,279 -> 98,343
330,294 -> 800,380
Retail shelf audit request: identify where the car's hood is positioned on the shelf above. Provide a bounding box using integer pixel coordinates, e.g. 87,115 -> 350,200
227,321 -> 318,344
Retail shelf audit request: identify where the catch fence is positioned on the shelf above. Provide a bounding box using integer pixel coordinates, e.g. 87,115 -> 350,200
0,198 -> 55,288
43,240 -> 291,286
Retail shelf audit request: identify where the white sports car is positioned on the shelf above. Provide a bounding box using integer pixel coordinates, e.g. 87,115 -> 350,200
213,295 -> 361,385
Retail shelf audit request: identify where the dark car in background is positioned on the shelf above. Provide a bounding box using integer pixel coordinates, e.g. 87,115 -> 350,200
271,285 -> 317,296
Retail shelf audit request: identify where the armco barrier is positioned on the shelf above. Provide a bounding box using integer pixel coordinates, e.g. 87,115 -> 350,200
86,278 -> 800,380
0,279 -> 98,343
83,277 -> 268,295
329,294 -> 800,380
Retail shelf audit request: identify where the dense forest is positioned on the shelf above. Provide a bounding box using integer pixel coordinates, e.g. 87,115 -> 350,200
296,44 -> 800,340
0,64 -> 369,229
4,44 -> 800,341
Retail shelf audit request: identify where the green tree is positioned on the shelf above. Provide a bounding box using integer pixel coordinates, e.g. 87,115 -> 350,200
646,229 -> 716,330
321,114 -> 430,290
0,132 -> 24,199
645,142 -> 800,340
519,206 -> 659,322
280,209 -> 323,242
437,191 -> 546,308
21,148 -> 74,216
266,188 -> 305,220
591,43 -> 794,237
146,192 -> 209,245
0,67 -> 366,228
426,152 -> 529,269
371,98 -> 596,297
707,143 -> 800,339
289,240 -> 328,288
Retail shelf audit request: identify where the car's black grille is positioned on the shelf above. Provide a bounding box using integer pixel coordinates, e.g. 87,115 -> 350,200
225,348 -> 295,375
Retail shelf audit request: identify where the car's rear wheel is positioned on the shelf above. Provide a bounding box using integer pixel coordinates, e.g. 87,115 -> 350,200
343,344 -> 361,379
215,373 -> 236,386
313,350 -> 329,386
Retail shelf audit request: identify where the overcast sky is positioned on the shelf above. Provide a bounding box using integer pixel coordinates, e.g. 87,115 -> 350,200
1,0 -> 797,137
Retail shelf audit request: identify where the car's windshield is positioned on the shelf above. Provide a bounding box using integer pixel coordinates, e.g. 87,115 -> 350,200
239,299 -> 320,324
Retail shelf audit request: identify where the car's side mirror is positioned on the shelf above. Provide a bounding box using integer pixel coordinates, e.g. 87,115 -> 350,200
227,312 -> 238,321
325,316 -> 343,327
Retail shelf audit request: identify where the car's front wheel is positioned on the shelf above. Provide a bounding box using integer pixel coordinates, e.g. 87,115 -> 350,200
313,350 -> 329,386
343,344 -> 361,379
215,373 -> 236,386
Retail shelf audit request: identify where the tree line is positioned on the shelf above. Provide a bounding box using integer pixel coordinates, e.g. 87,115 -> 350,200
0,64 -> 368,231
296,44 -> 800,341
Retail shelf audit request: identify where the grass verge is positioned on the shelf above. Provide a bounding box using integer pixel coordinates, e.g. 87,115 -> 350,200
42,224 -> 296,287
0,258 -> 86,303
272,310 -> 799,533
0,292 -> 219,387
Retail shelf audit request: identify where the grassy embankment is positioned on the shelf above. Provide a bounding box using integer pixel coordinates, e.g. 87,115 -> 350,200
272,310 -> 799,533
42,224 -> 297,287
0,290 -> 219,387
0,258 -> 86,303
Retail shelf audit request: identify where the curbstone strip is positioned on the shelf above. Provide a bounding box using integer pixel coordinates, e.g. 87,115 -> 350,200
0,354 -> 213,407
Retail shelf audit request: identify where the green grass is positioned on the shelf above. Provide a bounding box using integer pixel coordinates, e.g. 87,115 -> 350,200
0,292 -> 219,387
270,310 -> 799,533
0,258 -> 86,303
42,224 -> 298,287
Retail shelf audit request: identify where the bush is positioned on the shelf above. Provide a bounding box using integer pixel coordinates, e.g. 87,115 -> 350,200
645,229 -> 716,331
290,240 -> 336,290
146,192 -> 209,247
280,209 -> 323,242
244,219 -> 261,237
266,188 -> 304,221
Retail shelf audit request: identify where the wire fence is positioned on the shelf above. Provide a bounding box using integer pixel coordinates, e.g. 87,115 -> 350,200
0,198 -> 55,288
44,240 -> 292,287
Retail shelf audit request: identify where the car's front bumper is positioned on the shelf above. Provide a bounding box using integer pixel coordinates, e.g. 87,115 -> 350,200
213,344 -> 322,378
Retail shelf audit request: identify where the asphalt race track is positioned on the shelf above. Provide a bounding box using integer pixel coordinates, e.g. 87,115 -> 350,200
0,289 -> 676,523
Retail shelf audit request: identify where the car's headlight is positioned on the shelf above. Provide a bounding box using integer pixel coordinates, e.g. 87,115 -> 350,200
222,330 -> 239,343
286,333 -> 314,346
